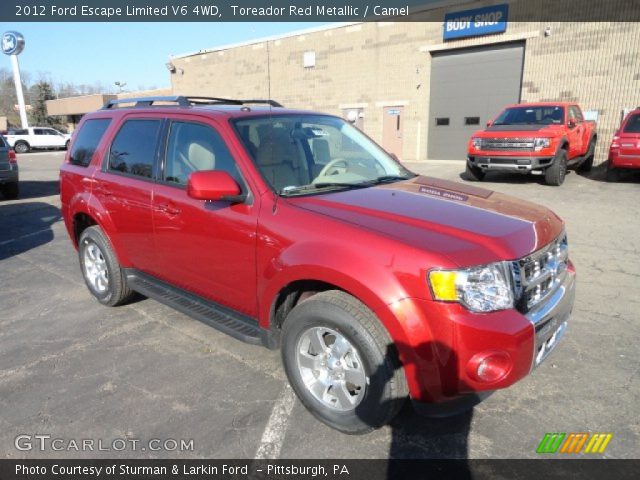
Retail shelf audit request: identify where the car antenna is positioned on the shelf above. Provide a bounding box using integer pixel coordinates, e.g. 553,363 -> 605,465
266,39 -> 279,214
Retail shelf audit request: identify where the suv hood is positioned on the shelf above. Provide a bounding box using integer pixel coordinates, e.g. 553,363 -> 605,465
287,176 -> 564,267
480,124 -> 565,135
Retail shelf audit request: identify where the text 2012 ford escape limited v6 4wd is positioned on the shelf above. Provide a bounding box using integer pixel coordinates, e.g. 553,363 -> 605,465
60,97 -> 575,434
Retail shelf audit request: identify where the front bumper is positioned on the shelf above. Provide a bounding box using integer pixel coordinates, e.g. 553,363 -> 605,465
387,269 -> 576,407
468,155 -> 554,171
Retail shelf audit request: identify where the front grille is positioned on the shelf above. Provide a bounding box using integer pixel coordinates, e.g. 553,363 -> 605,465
479,138 -> 535,151
512,234 -> 569,313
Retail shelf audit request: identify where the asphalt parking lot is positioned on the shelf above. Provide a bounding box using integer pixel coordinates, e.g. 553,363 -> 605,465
0,151 -> 638,459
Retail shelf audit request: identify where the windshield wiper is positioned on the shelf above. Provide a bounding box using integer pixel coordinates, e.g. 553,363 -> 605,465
366,174 -> 415,185
280,182 -> 370,196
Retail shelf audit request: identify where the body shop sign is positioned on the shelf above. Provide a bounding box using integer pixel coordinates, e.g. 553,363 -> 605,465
444,4 -> 508,40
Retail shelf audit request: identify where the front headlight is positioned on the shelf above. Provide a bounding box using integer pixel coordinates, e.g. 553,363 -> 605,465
472,137 -> 483,149
533,138 -> 551,151
428,263 -> 514,313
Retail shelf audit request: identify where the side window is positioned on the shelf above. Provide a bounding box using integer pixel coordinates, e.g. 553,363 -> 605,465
108,119 -> 161,179
34,129 -> 45,135
163,121 -> 241,186
69,119 -> 111,167
0,136 -> 6,147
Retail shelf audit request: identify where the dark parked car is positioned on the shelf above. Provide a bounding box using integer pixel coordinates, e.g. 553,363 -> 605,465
0,135 -> 19,199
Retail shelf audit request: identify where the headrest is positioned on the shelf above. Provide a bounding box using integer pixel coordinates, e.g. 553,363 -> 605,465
188,141 -> 215,171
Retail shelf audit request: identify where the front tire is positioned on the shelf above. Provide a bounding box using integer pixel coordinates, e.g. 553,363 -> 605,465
545,149 -> 567,186
281,291 -> 407,434
14,141 -> 29,154
78,226 -> 134,306
465,162 -> 485,181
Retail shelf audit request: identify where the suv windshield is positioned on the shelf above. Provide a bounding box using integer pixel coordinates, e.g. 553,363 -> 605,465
493,106 -> 565,126
233,114 -> 414,195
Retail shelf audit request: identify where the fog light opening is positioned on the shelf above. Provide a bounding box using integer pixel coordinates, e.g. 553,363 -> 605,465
468,351 -> 512,383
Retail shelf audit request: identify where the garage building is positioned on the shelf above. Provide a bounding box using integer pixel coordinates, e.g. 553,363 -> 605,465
168,0 -> 640,164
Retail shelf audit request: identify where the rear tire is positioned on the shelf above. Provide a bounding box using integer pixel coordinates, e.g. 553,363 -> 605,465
606,161 -> 620,182
545,149 -> 567,186
281,290 -> 407,434
14,141 -> 29,154
578,138 -> 596,173
78,226 -> 134,307
1,182 -> 19,199
465,163 -> 485,181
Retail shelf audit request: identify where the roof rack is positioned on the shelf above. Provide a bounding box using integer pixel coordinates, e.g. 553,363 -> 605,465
102,96 -> 283,109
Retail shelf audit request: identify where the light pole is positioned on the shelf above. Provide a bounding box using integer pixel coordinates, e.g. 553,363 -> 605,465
2,31 -> 28,129
114,81 -> 127,94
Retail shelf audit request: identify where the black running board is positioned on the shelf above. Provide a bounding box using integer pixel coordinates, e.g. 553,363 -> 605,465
125,270 -> 276,348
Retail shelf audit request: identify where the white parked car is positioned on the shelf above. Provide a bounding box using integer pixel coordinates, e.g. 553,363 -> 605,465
5,127 -> 71,154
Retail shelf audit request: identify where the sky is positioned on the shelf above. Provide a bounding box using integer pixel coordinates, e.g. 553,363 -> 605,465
2,22 -> 329,93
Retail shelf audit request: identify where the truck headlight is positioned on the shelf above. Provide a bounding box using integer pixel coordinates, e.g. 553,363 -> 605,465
472,138 -> 483,149
533,138 -> 551,151
428,263 -> 514,313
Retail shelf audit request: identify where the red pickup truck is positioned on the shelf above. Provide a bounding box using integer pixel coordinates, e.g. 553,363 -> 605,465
467,102 -> 597,186
60,96 -> 575,433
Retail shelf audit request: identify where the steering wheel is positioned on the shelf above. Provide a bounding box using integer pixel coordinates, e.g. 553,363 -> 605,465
318,158 -> 349,177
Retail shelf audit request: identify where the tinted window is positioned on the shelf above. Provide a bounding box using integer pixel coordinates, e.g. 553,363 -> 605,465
69,119 -> 111,167
436,118 -> 450,126
34,129 -> 46,135
109,120 -> 161,179
9,129 -> 27,135
164,121 -> 240,186
623,114 -> 640,133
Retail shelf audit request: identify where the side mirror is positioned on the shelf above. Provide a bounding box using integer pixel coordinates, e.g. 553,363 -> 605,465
486,120 -> 493,127
187,170 -> 245,203
568,119 -> 577,129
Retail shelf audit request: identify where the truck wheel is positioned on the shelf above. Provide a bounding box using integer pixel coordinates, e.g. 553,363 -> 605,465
78,226 -> 134,307
465,163 -> 485,181
281,290 -> 407,434
1,182 -> 19,199
14,141 -> 29,154
545,149 -> 567,186
65,140 -> 70,150
578,138 -> 596,173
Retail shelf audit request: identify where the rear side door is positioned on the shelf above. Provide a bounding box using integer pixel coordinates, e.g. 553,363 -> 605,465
31,128 -> 48,148
92,116 -> 162,270
150,116 -> 259,317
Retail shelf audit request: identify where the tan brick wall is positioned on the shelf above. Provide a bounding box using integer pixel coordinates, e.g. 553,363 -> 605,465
171,0 -> 640,165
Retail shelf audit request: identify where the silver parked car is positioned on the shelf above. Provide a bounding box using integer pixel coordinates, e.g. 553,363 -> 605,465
0,135 -> 19,199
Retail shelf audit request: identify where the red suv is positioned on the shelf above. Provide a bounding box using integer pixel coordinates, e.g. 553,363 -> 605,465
607,108 -> 640,181
61,96 -> 575,433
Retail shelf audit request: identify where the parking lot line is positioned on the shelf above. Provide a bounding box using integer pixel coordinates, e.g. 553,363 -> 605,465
254,383 -> 296,459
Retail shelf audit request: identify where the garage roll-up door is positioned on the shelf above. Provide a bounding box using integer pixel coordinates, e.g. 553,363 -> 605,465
427,42 -> 525,160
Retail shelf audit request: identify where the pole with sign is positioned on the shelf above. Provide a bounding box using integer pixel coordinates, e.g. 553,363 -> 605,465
2,31 -> 28,129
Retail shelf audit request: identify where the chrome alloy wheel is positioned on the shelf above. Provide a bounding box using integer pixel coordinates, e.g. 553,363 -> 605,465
296,327 -> 368,411
83,240 -> 109,293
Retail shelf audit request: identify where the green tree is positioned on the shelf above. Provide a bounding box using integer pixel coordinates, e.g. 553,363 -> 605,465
30,81 -> 56,125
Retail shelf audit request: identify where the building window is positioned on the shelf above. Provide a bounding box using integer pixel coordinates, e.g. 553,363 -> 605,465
465,117 -> 480,126
436,118 -> 450,126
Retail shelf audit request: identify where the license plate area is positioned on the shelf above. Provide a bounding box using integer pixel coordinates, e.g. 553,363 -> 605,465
534,315 -> 568,367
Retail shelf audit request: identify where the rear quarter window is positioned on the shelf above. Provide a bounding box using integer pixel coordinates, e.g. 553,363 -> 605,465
623,114 -> 640,133
69,119 -> 111,167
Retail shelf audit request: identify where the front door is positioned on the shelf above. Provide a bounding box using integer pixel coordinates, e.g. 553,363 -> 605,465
151,117 -> 259,318
382,106 -> 404,159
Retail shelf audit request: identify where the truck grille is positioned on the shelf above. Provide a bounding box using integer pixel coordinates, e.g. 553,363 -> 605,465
479,138 -> 535,151
512,234 -> 569,312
